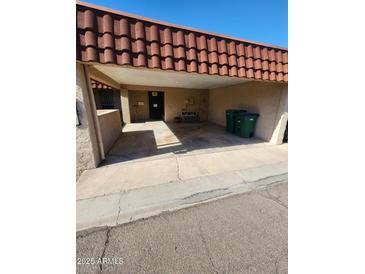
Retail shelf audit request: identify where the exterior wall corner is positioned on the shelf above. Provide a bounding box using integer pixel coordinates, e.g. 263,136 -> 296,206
76,63 -> 101,179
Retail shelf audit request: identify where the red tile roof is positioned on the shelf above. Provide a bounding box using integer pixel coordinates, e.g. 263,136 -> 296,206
90,78 -> 114,89
76,1 -> 288,82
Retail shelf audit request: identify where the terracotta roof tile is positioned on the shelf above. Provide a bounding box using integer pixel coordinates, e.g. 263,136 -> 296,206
76,1 -> 288,82
237,56 -> 245,68
268,49 -> 276,61
276,63 -> 283,73
276,50 -> 283,63
245,45 -> 253,58
254,59 -> 262,70
262,60 -> 269,71
228,41 -> 237,55
219,65 -> 228,76
284,74 -> 288,82
261,48 -> 269,60
238,67 -> 246,77
188,33 -> 197,48
246,58 -> 254,69
91,78 -> 114,89
283,63 -> 288,74
253,46 -> 261,59
228,55 -> 237,66
269,61 -> 277,72
282,52 -> 288,64
229,66 -> 238,77
246,69 -> 254,78
269,71 -> 276,81
236,44 -> 245,57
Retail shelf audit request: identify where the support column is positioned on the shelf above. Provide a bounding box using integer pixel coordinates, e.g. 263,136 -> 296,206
76,63 -> 103,179
120,88 -> 131,124
270,85 -> 288,145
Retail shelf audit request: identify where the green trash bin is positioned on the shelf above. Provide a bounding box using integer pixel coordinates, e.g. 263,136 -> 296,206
226,109 -> 246,133
234,112 -> 259,138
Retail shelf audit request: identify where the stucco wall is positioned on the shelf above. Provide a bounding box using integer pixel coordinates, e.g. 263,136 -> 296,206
123,85 -> 209,122
164,88 -> 209,122
270,85 -> 288,144
76,63 -> 101,179
208,81 -> 288,143
97,109 -> 122,153
120,88 -> 131,124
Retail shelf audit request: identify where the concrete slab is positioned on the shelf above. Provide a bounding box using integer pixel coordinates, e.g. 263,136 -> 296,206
77,193 -> 121,229
103,121 -> 270,165
236,161 -> 288,182
77,122 -> 287,200
76,121 -> 288,230
77,162 -> 287,231
77,157 -> 178,200
115,170 -> 248,225
176,146 -> 285,181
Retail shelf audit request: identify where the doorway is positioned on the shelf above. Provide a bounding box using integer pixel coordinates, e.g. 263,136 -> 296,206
148,91 -> 164,120
283,121 -> 288,143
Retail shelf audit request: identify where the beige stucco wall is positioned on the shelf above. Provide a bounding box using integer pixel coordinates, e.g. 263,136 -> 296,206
123,85 -> 209,122
76,63 -> 101,179
165,88 -> 209,122
209,81 -> 288,143
120,88 -> 131,124
97,109 -> 122,153
270,85 -> 288,144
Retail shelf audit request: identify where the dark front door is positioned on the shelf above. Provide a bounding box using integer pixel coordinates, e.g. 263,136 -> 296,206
148,91 -> 164,120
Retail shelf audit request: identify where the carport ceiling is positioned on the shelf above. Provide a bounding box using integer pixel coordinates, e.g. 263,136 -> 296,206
93,64 -> 251,89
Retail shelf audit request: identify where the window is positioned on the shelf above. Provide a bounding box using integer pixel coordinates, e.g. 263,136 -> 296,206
99,90 -> 114,109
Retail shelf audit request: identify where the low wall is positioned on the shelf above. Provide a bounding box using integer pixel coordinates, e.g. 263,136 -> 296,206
97,109 -> 122,153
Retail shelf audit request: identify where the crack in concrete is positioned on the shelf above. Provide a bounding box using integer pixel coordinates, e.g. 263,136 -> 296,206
274,249 -> 288,274
256,188 -> 288,209
183,187 -> 229,200
242,172 -> 288,185
198,224 -> 219,274
181,192 -> 233,207
99,227 -> 111,274
76,227 -> 109,240
175,156 -> 182,181
115,192 -> 124,225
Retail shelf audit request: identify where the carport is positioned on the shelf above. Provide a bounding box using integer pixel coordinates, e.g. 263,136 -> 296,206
77,120 -> 287,200
76,1 -> 288,189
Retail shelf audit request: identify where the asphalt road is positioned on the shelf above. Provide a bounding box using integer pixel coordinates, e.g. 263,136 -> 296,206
77,181 -> 288,274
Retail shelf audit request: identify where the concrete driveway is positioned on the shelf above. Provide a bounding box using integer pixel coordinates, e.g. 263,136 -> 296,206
77,121 -> 287,200
77,181 -> 288,274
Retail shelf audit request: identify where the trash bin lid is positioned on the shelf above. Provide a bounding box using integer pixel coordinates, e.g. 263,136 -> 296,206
238,112 -> 259,117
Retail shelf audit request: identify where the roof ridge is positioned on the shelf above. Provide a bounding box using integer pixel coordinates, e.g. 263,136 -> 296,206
76,1 -> 287,51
